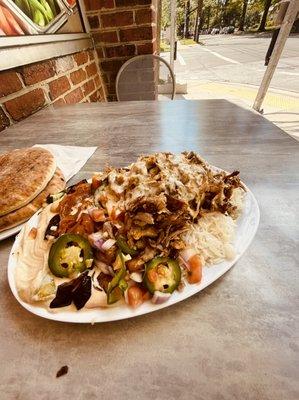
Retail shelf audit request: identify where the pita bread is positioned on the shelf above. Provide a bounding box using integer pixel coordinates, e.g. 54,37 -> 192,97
0,147 -> 56,217
0,168 -> 65,233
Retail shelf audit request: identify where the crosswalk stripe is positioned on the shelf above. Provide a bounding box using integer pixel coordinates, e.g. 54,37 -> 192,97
199,46 -> 241,64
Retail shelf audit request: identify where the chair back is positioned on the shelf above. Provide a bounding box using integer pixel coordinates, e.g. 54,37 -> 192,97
116,54 -> 175,101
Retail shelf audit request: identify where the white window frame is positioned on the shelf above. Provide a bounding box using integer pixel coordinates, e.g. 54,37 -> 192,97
0,0 -> 92,71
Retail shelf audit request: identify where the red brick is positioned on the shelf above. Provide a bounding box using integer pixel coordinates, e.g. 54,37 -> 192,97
94,74 -> 101,88
86,62 -> 98,77
101,11 -> 133,28
101,73 -> 109,85
89,50 -> 95,61
4,89 -> 46,121
116,0 -> 150,6
49,76 -> 71,100
96,47 -> 105,59
83,79 -> 95,96
89,91 -> 99,102
70,68 -> 87,85
93,30 -> 118,44
64,87 -> 84,104
53,98 -> 65,107
87,15 -> 100,29
55,55 -> 74,74
137,41 -> 156,55
73,51 -> 89,66
0,72 -> 23,97
135,8 -> 154,25
119,26 -> 153,42
20,60 -> 55,85
84,0 -> 114,11
108,71 -> 118,82
105,44 -> 135,58
98,86 -> 105,100
100,59 -> 127,73
0,106 -> 10,131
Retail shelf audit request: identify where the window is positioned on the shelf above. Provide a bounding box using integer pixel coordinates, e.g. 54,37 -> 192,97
0,0 -> 92,70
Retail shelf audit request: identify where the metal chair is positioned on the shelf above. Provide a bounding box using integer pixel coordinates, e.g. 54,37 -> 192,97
116,54 -> 176,101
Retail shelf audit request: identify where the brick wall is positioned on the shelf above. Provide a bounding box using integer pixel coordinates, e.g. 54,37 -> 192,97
84,0 -> 157,100
0,49 -> 106,132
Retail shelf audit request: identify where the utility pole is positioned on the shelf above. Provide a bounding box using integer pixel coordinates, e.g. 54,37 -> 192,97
253,0 -> 299,112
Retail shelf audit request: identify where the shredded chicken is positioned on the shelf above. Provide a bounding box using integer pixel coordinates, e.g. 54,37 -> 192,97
59,152 -> 245,259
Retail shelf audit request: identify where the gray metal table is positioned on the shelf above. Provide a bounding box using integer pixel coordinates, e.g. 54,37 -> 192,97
0,100 -> 298,400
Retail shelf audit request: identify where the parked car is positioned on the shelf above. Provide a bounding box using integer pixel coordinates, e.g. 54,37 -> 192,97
220,27 -> 229,34
219,26 -> 235,34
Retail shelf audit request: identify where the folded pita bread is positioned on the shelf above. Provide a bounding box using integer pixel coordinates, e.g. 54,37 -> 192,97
0,147 -> 56,217
0,168 -> 65,233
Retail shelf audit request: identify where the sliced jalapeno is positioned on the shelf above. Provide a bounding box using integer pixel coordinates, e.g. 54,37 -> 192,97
48,233 -> 93,278
107,251 -> 126,304
143,257 -> 181,294
116,236 -> 138,256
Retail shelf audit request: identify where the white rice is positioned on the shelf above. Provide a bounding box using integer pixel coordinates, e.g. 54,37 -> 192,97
182,188 -> 245,265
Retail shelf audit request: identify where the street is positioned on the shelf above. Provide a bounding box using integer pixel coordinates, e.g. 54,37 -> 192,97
173,34 -> 299,94
161,34 -> 299,138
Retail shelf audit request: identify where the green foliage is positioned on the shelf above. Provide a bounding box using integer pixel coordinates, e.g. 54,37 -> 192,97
160,0 -> 279,35
179,38 -> 197,45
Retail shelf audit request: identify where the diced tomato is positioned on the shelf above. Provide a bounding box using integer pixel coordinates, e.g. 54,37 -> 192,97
127,286 -> 143,308
187,255 -> 202,284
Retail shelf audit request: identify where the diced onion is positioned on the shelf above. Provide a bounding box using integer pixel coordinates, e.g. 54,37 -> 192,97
101,239 -> 116,251
88,232 -> 104,250
179,248 -> 197,264
151,291 -> 171,304
94,260 -> 110,274
130,272 -> 143,283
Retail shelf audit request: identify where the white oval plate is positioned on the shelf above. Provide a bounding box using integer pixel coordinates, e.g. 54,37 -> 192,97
0,224 -> 24,242
7,185 -> 259,324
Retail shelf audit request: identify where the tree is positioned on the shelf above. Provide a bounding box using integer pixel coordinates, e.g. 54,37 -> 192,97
239,0 -> 248,31
222,0 -> 230,26
194,0 -> 204,40
184,0 -> 191,37
258,0 -> 272,31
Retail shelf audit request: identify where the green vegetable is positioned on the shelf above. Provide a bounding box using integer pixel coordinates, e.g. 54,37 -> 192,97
28,0 -> 54,25
48,233 -> 93,278
119,279 -> 128,292
14,0 -> 32,19
107,252 -> 126,304
33,9 -> 45,26
116,236 -> 138,256
40,0 -> 54,21
23,0 -> 33,18
143,257 -> 181,294
46,0 -> 57,17
107,286 -> 123,305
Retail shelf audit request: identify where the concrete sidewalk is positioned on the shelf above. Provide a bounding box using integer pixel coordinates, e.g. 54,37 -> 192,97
177,80 -> 299,140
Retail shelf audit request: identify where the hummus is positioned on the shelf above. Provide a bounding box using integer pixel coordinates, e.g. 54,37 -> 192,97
14,203 -> 57,303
